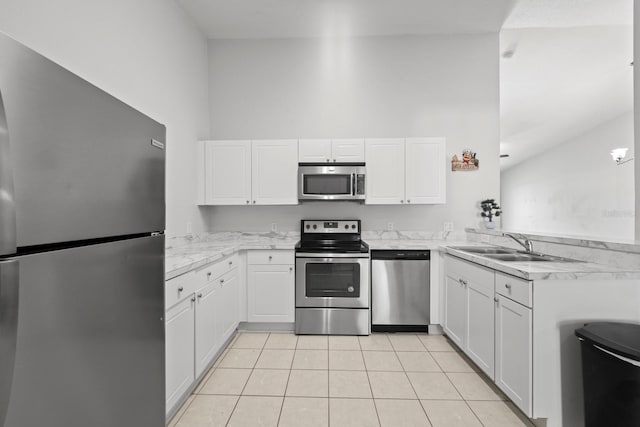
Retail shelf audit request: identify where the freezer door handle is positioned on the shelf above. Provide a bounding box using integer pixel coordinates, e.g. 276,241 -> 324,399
0,91 -> 17,256
0,259 -> 19,425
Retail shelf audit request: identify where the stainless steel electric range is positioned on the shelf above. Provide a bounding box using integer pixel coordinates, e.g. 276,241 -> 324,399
295,220 -> 370,335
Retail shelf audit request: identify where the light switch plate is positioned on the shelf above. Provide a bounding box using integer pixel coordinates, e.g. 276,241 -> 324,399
444,222 -> 454,232
271,223 -> 277,232
387,222 -> 394,231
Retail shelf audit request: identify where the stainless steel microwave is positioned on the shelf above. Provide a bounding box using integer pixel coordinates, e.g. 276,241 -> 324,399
298,163 -> 366,201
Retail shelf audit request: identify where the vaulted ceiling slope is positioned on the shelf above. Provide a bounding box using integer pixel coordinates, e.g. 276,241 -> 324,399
175,0 -> 517,39
499,0 -> 633,169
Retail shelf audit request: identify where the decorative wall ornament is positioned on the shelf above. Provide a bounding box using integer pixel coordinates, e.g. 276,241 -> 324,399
451,149 -> 479,171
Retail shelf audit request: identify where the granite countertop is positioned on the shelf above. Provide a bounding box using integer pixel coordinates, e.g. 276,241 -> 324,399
166,232 -> 299,280
441,245 -> 640,281
165,230 -> 640,282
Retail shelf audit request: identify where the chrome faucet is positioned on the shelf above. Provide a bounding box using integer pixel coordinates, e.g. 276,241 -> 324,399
503,233 -> 534,253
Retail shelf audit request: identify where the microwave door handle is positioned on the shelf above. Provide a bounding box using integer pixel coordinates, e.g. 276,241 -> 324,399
352,173 -> 356,196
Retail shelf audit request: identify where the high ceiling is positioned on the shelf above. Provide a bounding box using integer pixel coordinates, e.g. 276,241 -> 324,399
175,0 -> 516,39
176,0 -> 635,170
499,0 -> 634,169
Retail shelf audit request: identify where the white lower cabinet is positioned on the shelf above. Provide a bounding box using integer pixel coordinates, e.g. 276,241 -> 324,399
443,255 -> 495,379
466,277 -> 495,379
443,274 -> 467,349
165,296 -> 195,414
495,294 -> 532,416
443,254 -> 532,416
194,280 -> 219,377
164,255 -> 239,416
247,250 -> 294,323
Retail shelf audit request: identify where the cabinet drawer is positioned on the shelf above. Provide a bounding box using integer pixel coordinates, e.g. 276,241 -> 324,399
247,250 -> 294,265
445,255 -> 494,291
195,254 -> 239,284
495,272 -> 532,308
166,270 -> 198,310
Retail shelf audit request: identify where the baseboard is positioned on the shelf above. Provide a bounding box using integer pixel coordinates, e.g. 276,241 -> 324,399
238,322 -> 295,332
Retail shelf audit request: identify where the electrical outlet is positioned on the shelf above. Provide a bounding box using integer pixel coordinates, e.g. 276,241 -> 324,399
387,222 -> 394,231
444,222 -> 454,232
271,223 -> 277,232
186,221 -> 192,235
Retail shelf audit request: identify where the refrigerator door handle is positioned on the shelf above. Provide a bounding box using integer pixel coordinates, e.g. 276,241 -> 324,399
0,259 -> 19,425
0,90 -> 17,256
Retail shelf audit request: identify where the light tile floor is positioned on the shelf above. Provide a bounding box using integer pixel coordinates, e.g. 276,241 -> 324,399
169,332 -> 534,427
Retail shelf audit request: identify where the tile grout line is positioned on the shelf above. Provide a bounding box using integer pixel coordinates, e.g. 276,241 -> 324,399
275,332 -> 294,427
225,332 -> 269,427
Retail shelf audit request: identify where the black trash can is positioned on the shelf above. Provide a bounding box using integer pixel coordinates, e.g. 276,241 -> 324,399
575,322 -> 640,427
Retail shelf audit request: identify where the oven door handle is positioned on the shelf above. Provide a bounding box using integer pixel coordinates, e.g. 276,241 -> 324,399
296,253 -> 370,259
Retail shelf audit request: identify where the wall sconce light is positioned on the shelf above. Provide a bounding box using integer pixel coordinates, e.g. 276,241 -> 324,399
610,148 -> 633,165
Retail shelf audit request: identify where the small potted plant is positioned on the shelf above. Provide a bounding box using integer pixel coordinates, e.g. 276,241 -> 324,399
480,199 -> 501,229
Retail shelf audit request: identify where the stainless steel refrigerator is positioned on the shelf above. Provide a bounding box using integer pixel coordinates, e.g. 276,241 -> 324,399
0,32 -> 165,427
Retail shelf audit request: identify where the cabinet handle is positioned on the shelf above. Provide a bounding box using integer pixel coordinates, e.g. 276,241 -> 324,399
333,159 -> 337,162
229,261 -> 233,266
268,255 -> 272,261
207,272 -> 212,279
459,278 -> 467,286
197,293 -> 203,298
407,199 -> 411,203
326,158 -> 330,162
191,297 -> 196,302
400,199 -> 404,203
220,278 -> 225,284
178,286 -> 184,292
246,200 -> 249,204
289,267 -> 293,272
494,297 -> 499,303
505,283 -> 512,289
253,200 -> 256,204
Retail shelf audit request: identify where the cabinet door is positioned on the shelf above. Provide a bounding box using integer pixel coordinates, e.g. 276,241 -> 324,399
443,274 -> 467,349
205,140 -> 252,205
165,296 -> 195,414
247,264 -> 294,322
252,140 -> 298,205
495,295 -> 532,416
215,268 -> 239,345
466,278 -> 495,379
299,139 -> 331,163
194,281 -> 218,378
365,138 -> 405,204
405,137 -> 446,204
332,139 -> 365,162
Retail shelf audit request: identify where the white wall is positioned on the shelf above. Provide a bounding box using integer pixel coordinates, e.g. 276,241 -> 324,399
635,0 -> 640,240
205,35 -> 500,231
501,112 -> 635,240
0,0 -> 210,237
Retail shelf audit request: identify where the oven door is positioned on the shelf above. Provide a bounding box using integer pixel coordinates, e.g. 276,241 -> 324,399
296,255 -> 370,308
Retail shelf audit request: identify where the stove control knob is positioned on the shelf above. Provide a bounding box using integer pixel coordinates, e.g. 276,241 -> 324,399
344,224 -> 349,229
313,224 -> 317,229
306,224 -> 310,229
348,286 -> 355,293
351,224 -> 356,229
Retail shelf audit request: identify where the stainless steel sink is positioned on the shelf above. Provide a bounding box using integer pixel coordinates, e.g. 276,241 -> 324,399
483,253 -> 582,263
449,246 -> 516,254
449,246 -> 583,263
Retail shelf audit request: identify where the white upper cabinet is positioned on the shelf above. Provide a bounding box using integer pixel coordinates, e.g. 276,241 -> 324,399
405,137 -> 446,204
198,139 -> 297,205
298,139 -> 332,163
298,138 -> 365,163
365,137 -> 446,205
201,140 -> 252,205
331,139 -> 365,162
365,138 -> 406,204
252,140 -> 298,205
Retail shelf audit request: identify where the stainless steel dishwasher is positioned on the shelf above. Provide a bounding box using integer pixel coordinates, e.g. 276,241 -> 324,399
371,250 -> 430,332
